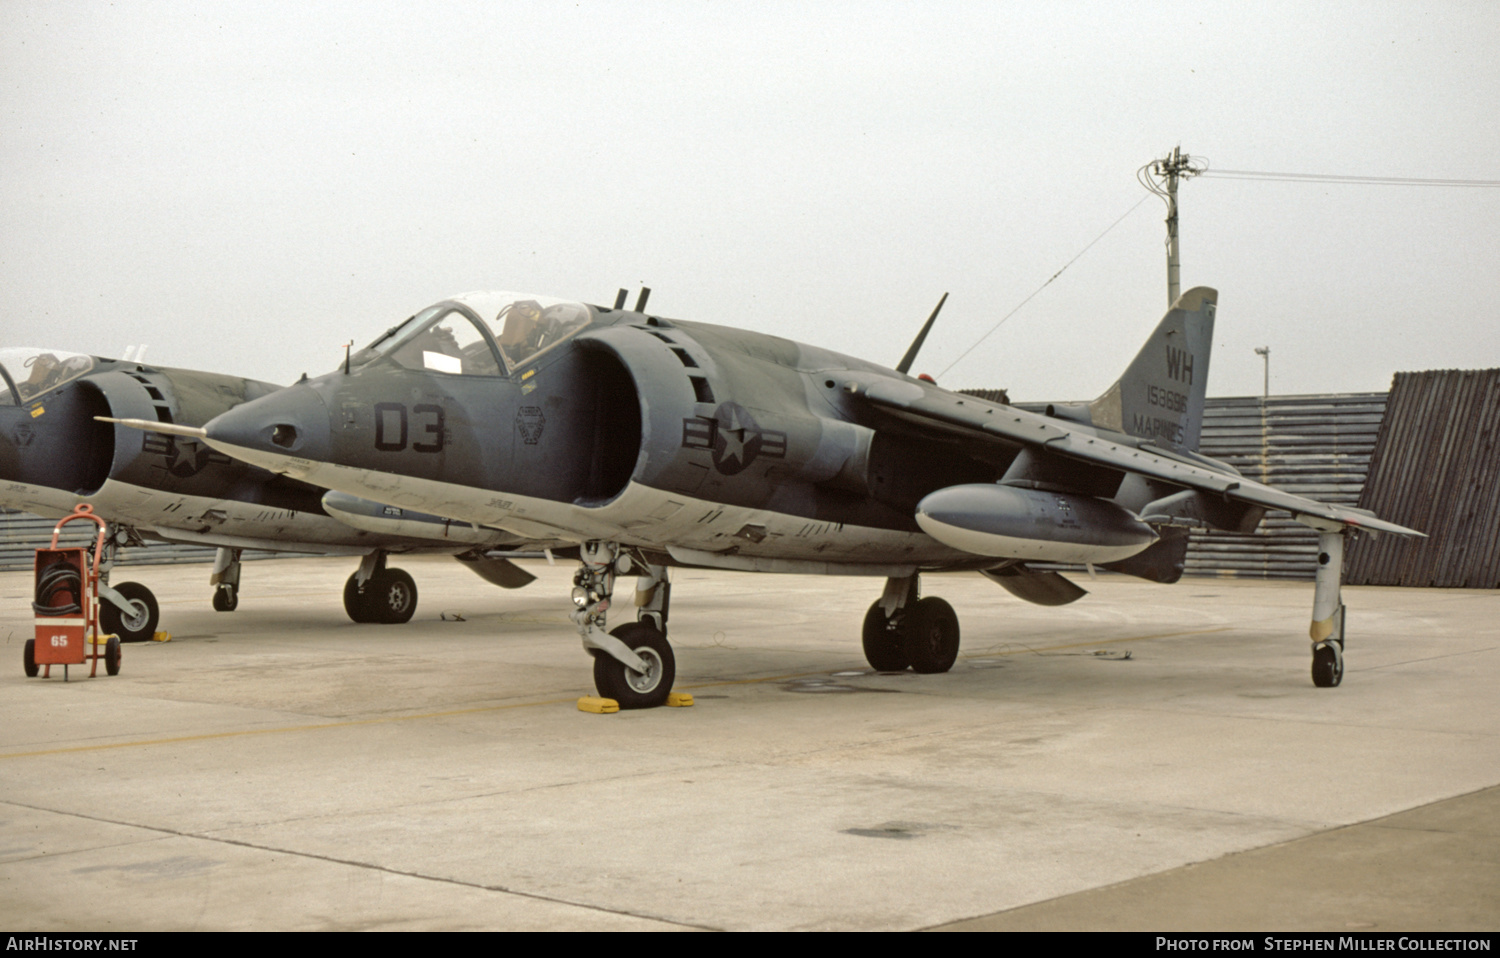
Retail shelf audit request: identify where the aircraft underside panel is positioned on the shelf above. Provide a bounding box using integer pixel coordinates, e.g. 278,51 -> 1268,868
2,478 -> 475,555
209,438 -> 976,567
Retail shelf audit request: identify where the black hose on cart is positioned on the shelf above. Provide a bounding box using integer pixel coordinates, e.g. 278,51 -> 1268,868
33,559 -> 83,615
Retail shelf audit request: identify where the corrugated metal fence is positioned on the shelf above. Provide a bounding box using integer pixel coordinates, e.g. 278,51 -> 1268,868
1346,369 -> 1500,588
1187,393 -> 1388,579
0,510 -> 267,571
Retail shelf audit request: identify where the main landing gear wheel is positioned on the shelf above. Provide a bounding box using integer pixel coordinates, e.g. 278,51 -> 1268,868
369,568 -> 417,623
861,600 -> 910,672
1312,642 -> 1343,688
101,581 -> 159,643
903,597 -> 960,674
212,583 -> 238,612
344,569 -> 418,624
343,573 -> 376,623
593,622 -> 675,710
104,635 -> 121,676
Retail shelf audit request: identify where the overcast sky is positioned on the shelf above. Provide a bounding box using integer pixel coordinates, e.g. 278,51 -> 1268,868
3,1 -> 1497,401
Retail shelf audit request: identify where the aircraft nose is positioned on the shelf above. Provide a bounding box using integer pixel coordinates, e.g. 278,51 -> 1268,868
204,383 -> 333,465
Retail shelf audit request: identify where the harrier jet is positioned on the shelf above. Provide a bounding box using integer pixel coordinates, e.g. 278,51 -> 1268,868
2,347 -> 539,638
109,287 -> 1422,703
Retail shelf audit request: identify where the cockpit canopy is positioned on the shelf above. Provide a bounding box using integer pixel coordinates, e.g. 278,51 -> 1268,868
0,347 -> 97,405
351,292 -> 594,378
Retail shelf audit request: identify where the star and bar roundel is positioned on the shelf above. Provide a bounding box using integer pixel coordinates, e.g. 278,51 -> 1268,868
681,402 -> 787,476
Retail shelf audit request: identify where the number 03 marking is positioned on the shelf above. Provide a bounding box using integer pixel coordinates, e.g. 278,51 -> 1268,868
374,403 -> 444,453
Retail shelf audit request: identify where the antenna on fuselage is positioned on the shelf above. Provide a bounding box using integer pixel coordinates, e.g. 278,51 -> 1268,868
634,287 -> 651,312
895,293 -> 948,376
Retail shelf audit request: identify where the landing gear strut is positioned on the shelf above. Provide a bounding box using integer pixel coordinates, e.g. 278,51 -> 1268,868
1309,530 -> 1347,688
572,541 -> 675,709
343,551 -> 418,624
862,574 -> 960,674
211,547 -> 242,611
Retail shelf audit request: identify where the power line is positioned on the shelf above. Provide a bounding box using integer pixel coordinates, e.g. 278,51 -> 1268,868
937,193 -> 1153,380
1202,169 -> 1500,188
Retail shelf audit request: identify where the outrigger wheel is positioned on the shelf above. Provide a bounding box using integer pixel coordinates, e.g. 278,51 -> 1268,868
1312,640 -> 1344,688
212,583 -> 238,612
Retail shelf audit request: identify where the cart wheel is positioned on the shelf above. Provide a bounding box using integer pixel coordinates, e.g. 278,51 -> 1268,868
24,639 -> 38,678
105,635 -> 121,676
101,582 -> 160,642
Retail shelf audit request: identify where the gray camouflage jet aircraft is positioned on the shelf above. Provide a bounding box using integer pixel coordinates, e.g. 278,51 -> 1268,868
1,346 -> 539,638
106,287 -> 1423,705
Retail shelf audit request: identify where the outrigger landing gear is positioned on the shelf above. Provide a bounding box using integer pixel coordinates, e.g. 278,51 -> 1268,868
343,551 -> 418,624
862,574 -> 960,674
572,541 -> 675,709
211,547 -> 242,611
1310,529 -> 1347,688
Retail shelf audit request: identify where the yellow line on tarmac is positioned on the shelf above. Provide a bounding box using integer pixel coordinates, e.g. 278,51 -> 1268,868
0,696 -> 581,760
1,627 -> 1232,760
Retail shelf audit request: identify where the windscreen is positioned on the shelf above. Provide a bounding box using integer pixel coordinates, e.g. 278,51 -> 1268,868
0,348 -> 97,405
348,292 -> 595,378
350,305 -> 502,376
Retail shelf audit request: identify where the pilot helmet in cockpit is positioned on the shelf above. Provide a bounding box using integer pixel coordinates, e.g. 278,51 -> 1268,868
497,300 -> 545,355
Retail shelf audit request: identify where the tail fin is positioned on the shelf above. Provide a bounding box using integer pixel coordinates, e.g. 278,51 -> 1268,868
1087,287 -> 1216,454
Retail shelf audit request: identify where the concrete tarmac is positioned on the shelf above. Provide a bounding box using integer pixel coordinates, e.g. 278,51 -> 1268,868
1,556 -> 1495,931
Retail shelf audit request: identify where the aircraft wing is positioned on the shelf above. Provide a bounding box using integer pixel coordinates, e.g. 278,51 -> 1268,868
847,373 -> 1425,539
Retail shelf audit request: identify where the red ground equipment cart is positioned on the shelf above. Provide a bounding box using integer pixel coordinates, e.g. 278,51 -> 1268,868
25,503 -> 121,680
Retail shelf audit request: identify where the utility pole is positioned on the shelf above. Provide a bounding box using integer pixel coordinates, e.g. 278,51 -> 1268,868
1140,147 -> 1206,307
1254,346 -> 1270,397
